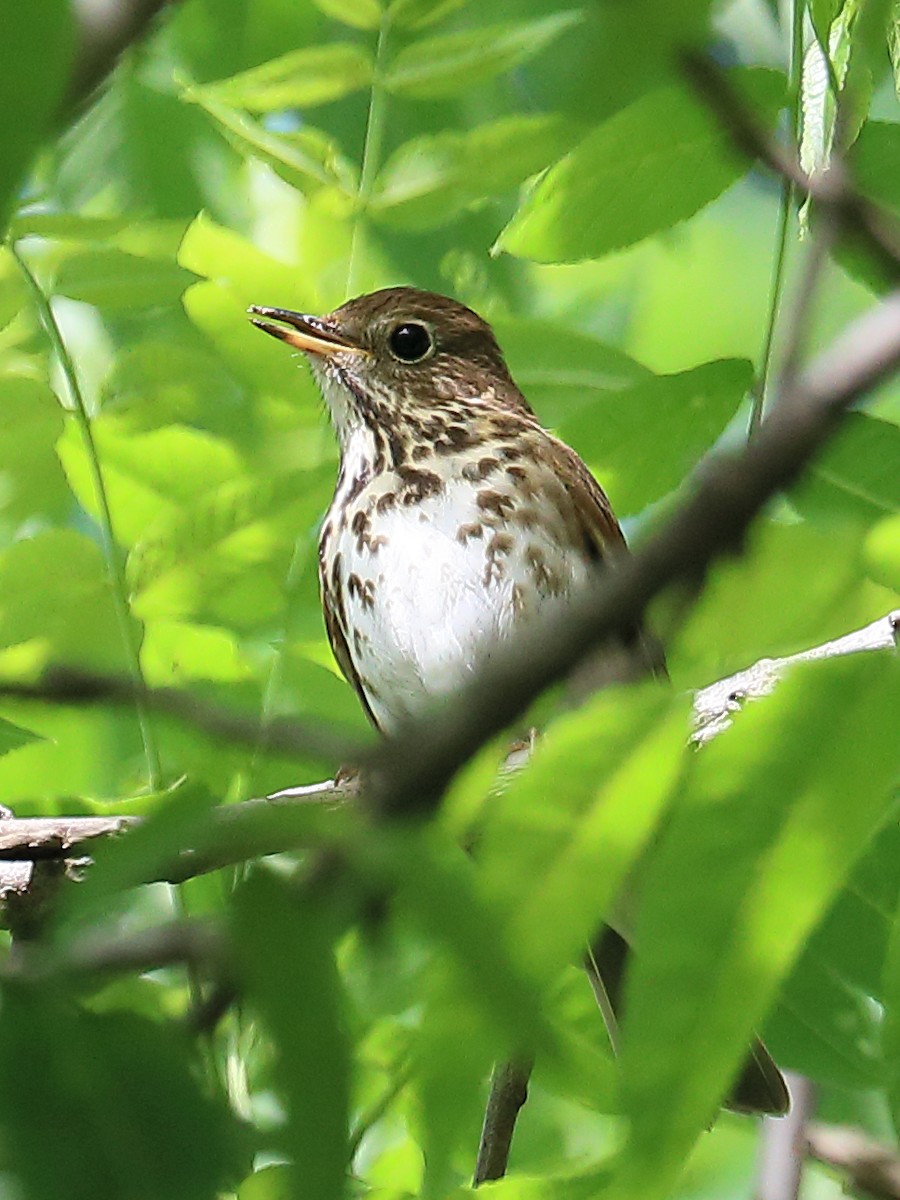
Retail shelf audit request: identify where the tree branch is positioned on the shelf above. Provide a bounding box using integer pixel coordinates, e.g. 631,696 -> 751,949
474,1059 -> 533,1186
64,0 -> 180,116
0,611 -> 893,891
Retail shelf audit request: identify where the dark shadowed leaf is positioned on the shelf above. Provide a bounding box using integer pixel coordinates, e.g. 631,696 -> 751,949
0,990 -> 238,1200
0,3 -> 74,231
234,870 -> 349,1200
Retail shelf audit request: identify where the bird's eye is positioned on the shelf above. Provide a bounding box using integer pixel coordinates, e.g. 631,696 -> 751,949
388,322 -> 434,363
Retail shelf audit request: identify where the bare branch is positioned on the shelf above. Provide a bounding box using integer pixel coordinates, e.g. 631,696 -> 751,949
65,0 -> 179,115
805,1123 -> 900,1200
694,610 -> 899,744
0,668 -> 365,768
473,1059 -> 533,1186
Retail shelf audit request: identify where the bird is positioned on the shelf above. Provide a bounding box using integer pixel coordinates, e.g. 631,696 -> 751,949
249,285 -> 789,1118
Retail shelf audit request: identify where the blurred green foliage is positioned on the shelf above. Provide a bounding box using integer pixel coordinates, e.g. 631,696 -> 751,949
0,1 -> 898,1199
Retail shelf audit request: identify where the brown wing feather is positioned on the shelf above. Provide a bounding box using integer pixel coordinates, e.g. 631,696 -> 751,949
322,583 -> 382,730
546,434 -> 668,680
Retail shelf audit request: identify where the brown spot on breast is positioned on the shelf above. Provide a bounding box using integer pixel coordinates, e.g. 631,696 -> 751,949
512,505 -> 539,531
375,491 -> 397,515
456,522 -> 483,544
412,444 -> 430,461
462,457 -> 500,483
435,424 -> 476,454
488,532 -> 514,555
397,465 -> 444,505
346,469 -> 370,503
387,430 -> 407,468
477,489 -> 515,518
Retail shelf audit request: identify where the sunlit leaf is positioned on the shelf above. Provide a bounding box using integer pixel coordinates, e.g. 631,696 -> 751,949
314,0 -> 383,29
864,512 -> 900,590
58,419 -> 245,548
201,43 -> 374,110
383,12 -> 582,98
615,657 -> 900,1199
185,90 -> 357,198
388,0 -> 468,30
497,68 -> 785,263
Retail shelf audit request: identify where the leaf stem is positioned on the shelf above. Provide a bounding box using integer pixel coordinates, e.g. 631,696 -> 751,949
346,12 -> 391,296
750,0 -> 805,437
11,242 -> 163,790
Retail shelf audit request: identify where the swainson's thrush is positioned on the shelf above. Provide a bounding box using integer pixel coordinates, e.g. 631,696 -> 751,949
250,286 -> 789,1118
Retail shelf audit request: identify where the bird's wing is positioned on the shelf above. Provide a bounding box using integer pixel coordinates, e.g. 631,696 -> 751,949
322,586 -> 381,730
545,433 -> 668,681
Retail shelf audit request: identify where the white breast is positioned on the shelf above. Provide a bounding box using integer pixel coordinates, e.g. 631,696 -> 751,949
325,448 -> 589,731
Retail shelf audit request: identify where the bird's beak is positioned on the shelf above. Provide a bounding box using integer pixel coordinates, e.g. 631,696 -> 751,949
247,306 -> 366,356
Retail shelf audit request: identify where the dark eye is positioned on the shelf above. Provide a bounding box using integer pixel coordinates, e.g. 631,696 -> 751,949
388,322 -> 434,363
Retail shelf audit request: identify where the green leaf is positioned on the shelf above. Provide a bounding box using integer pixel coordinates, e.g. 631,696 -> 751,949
0,3 -> 75,231
557,358 -> 753,516
388,0 -> 468,30
849,120 -> 900,213
0,376 -> 69,521
0,991 -> 237,1200
614,657 -> 900,1199
313,0 -> 383,29
792,412 -> 900,525
497,68 -> 786,263
383,11 -> 582,98
0,529 -> 134,673
477,686 -> 688,981
201,43 -> 374,110
234,871 -> 349,1200
810,0 -> 843,45
494,318 -> 652,428
673,518 -> 895,684
0,715 -> 44,758
126,465 -> 333,618
55,248 -> 198,311
58,419 -> 245,548
369,115 -> 580,231
185,90 -> 357,198
864,512 -> 900,591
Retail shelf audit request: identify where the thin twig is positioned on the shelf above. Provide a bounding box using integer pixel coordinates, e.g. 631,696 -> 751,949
751,0 -> 805,435
64,0 -> 179,116
0,667 -> 363,768
681,51 -> 900,278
